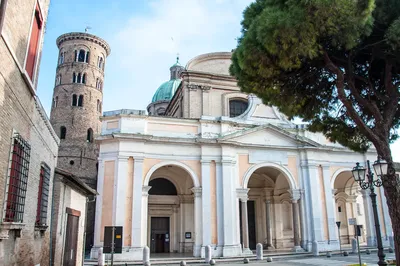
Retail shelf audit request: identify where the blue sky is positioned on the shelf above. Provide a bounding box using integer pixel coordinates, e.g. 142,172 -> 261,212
37,0 -> 252,113
36,0 -> 399,161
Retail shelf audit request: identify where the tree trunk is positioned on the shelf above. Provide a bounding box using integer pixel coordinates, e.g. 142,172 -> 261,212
377,142 -> 400,265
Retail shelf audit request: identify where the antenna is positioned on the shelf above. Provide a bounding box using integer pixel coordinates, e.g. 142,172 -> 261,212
85,26 -> 92,33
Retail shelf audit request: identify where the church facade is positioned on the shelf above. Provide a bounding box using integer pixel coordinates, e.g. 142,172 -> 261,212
91,52 -> 393,260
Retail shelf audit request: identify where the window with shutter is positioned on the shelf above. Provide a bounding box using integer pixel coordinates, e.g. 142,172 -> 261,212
25,3 -> 43,80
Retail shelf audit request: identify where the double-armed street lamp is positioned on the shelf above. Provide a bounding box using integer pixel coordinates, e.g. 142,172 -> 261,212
352,158 -> 388,266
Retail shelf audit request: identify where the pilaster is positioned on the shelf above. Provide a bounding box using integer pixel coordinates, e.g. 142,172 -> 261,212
201,160 -> 212,247
322,166 -> 339,243
221,159 -> 241,257
361,189 -> 376,246
131,157 -> 144,247
114,156 -> 129,226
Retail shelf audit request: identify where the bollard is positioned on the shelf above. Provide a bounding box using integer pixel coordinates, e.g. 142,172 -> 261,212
266,257 -> 273,262
366,249 -> 371,255
209,259 -> 216,265
326,251 -> 331,258
351,238 -> 358,254
256,243 -> 263,260
343,251 -> 349,256
180,261 -> 186,266
143,246 -> 150,266
388,247 -> 394,253
98,247 -> 105,266
312,241 -> 319,256
243,258 -> 249,264
205,245 -> 212,263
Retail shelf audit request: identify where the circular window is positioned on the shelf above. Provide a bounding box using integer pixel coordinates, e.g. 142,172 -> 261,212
69,160 -> 75,165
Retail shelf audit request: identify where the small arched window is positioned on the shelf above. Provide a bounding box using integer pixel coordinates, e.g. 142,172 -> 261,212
73,72 -> 76,83
58,51 -> 65,65
77,73 -> 82,83
55,75 -> 61,86
78,95 -> 84,107
98,56 -> 104,69
229,99 -> 248,117
86,51 -> 90,63
97,99 -> 100,111
72,94 -> 77,106
78,49 -> 86,62
53,96 -> 58,108
82,73 -> 86,84
60,126 -> 66,139
87,128 -> 93,143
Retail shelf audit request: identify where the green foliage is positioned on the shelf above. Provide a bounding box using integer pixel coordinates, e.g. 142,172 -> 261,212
231,0 -> 400,153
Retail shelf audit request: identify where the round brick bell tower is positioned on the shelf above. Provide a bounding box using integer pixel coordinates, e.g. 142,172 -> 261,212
50,32 -> 111,254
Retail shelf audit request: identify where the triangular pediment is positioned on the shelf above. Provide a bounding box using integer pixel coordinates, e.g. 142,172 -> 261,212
218,124 -> 318,147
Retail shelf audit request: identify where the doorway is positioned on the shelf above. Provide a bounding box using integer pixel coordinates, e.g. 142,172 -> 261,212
239,200 -> 257,250
150,217 -> 170,253
63,210 -> 80,266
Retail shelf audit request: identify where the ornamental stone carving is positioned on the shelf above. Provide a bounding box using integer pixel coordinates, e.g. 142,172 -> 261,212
187,83 -> 211,91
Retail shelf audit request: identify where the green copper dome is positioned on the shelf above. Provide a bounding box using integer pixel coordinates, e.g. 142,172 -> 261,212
151,79 -> 182,103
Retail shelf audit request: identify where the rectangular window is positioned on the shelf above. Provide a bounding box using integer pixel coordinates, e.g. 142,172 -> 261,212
36,164 -> 50,226
25,2 -> 43,80
4,134 -> 31,223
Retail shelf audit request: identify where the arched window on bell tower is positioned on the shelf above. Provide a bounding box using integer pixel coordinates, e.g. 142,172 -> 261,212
87,128 -> 93,143
60,126 -> 66,139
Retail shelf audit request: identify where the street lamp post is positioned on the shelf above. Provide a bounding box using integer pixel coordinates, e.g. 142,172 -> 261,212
352,159 -> 388,266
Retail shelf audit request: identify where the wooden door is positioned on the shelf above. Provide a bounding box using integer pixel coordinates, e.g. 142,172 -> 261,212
150,217 -> 170,253
63,213 -> 79,265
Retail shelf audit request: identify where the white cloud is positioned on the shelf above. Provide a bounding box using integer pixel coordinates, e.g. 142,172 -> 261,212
103,0 -> 252,112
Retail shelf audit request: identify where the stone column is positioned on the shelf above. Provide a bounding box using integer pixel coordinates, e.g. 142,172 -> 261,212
173,206 -> 179,252
290,189 -> 303,252
361,189 -> 376,246
141,186 -> 151,247
114,156 -> 128,226
131,157 -> 144,247
192,187 -> 203,257
265,200 -> 274,249
201,160 -> 212,247
237,188 -> 251,255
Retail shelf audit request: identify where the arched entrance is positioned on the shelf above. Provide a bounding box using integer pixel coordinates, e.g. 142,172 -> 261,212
333,170 -> 367,244
241,164 -> 301,251
145,163 -> 200,256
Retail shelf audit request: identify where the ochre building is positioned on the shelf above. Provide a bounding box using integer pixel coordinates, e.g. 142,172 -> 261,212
91,52 -> 394,260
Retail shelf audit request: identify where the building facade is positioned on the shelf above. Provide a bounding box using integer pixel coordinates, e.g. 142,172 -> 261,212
49,31 -> 111,254
51,168 -> 97,266
0,0 -> 59,265
91,52 -> 394,260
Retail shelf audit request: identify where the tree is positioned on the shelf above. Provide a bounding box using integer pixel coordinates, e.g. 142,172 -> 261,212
230,0 -> 400,261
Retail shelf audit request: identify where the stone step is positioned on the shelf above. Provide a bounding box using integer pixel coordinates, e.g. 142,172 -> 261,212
84,251 -> 313,265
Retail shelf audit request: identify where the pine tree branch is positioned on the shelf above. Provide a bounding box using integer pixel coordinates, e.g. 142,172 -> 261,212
346,54 -> 383,126
323,50 -> 379,144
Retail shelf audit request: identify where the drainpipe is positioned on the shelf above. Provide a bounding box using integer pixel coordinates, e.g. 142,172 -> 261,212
49,173 -> 57,266
0,0 -> 8,36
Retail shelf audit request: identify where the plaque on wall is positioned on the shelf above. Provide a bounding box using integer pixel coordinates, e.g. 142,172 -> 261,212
185,232 -> 191,239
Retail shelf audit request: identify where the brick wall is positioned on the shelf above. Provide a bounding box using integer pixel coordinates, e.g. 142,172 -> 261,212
0,1 -> 59,265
